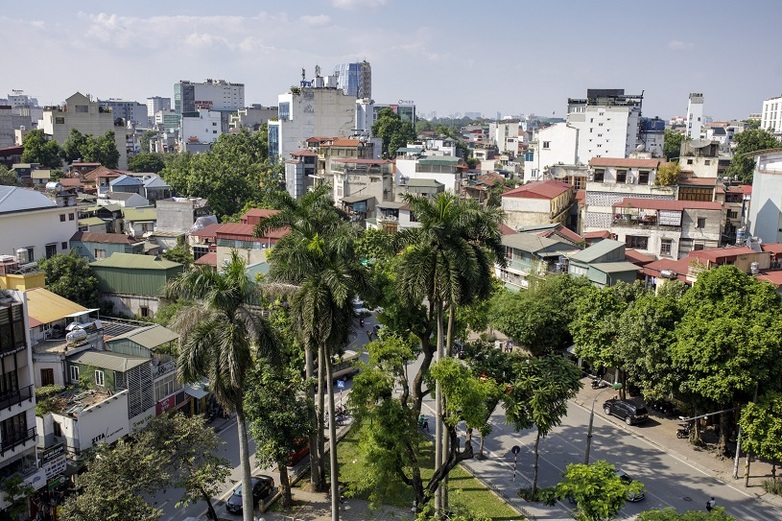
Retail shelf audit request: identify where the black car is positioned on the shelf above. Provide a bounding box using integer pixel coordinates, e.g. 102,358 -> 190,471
617,470 -> 645,502
225,475 -> 275,514
603,399 -> 649,425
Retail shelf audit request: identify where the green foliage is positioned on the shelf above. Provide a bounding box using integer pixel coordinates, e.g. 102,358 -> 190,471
725,128 -> 782,183
35,384 -> 65,415
739,391 -> 782,465
663,129 -> 684,161
354,227 -> 395,264
153,298 -> 193,327
638,507 -> 736,520
1,474 -> 35,519
762,478 -> 782,496
160,129 -> 283,220
372,108 -> 417,158
655,161 -> 681,186
555,460 -> 640,521
21,128 -> 63,168
38,251 -> 100,308
128,152 -> 165,173
430,357 -> 500,431
161,241 -> 193,267
140,130 -> 158,153
489,275 -> 591,355
62,129 -> 120,168
415,504 -> 491,521
0,165 -> 20,186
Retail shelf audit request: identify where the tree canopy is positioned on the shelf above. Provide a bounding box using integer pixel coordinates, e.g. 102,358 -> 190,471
555,460 -> 641,521
128,152 -> 165,173
725,128 -> 782,183
61,129 -> 121,168
0,165 -> 20,186
38,251 -> 100,308
372,108 -> 417,159
21,129 -> 63,168
663,129 -> 684,161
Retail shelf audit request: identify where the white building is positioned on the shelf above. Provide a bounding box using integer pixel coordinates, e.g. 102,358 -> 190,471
748,149 -> 782,243
146,96 -> 171,124
760,94 -> 782,136
0,186 -> 79,263
99,99 -> 148,127
180,109 -> 222,145
229,104 -> 278,131
174,79 -> 244,115
523,122 -> 579,183
686,93 -> 704,140
40,92 -> 127,169
567,89 -> 643,163
395,155 -> 467,194
489,120 -> 522,155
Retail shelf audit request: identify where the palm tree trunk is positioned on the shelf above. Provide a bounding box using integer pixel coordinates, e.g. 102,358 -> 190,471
305,343 -> 322,490
236,408 -> 255,521
434,302 -> 445,515
532,429 -> 541,497
325,348 -> 340,521
317,345 -> 327,487
442,304 -> 456,511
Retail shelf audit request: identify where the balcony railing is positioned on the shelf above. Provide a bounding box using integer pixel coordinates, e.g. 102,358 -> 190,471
0,385 -> 34,411
1,427 -> 36,456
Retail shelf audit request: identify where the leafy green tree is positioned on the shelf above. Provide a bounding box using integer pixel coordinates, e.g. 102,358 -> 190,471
245,363 -> 313,507
61,129 -> 120,168
20,129 -> 62,168
162,241 -> 194,267
166,251 -> 282,521
555,460 -> 641,521
161,129 -> 282,220
504,355 -> 582,496
415,504 -> 491,521
128,152 -> 165,173
672,266 -> 782,453
655,161 -> 681,186
60,439 -> 168,521
372,107 -> 417,158
725,128 -> 782,183
0,165 -> 20,186
738,391 -> 782,482
663,129 -> 684,161
1,474 -> 35,520
140,130 -> 158,154
141,414 -> 231,521
638,507 -> 736,520
38,251 -> 100,308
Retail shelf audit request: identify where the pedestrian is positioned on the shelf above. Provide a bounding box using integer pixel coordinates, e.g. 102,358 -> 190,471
366,329 -> 373,340
706,496 -> 716,512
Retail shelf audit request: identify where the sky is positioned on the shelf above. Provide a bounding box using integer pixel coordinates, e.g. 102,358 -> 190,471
3,0 -> 781,122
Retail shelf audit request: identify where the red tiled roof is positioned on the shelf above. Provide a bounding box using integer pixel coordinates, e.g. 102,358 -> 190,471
678,177 -> 717,186
194,252 -> 217,266
189,223 -> 224,238
533,225 -> 583,244
575,189 -> 586,203
70,231 -> 140,245
60,178 -> 84,187
625,249 -> 656,265
290,150 -> 318,157
756,270 -> 782,286
500,223 -> 516,235
613,198 -> 722,211
502,179 -> 572,200
688,246 -> 757,263
642,257 -> 692,281
761,243 -> 782,254
583,230 -> 612,239
242,209 -> 279,220
589,157 -> 660,169
216,222 -> 288,241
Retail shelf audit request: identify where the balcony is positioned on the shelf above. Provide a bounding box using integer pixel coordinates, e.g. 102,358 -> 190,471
0,385 -> 34,411
1,427 -> 36,456
612,212 -> 681,230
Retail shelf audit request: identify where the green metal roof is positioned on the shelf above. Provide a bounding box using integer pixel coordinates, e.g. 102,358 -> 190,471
501,233 -> 570,254
123,206 -> 157,222
568,239 -> 624,263
79,217 -> 106,226
91,252 -> 182,270
106,324 -> 178,350
406,178 -> 444,187
418,156 -> 462,166
69,350 -> 149,372
590,261 -> 641,274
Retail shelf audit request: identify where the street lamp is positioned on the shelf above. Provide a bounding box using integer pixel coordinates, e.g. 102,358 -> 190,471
584,382 -> 623,465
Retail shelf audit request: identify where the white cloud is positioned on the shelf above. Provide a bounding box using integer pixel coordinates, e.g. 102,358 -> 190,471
668,40 -> 694,51
300,14 -> 331,27
331,0 -> 389,10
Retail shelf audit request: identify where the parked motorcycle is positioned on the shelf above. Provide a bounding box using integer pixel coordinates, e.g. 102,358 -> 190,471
676,422 -> 691,439
591,378 -> 608,389
418,414 -> 429,432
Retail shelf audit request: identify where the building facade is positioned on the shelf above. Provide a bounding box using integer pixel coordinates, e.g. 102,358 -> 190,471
686,93 -> 704,140
567,89 -> 643,163
748,149 -> 782,243
760,95 -> 782,136
334,61 -> 372,99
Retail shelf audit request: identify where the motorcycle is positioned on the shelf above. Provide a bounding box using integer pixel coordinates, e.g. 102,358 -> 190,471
418,414 -> 429,432
676,422 -> 691,439
591,378 -> 608,389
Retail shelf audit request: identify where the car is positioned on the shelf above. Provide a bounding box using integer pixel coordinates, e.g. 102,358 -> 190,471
616,470 -> 645,502
225,475 -> 275,514
603,399 -> 649,425
286,438 -> 310,467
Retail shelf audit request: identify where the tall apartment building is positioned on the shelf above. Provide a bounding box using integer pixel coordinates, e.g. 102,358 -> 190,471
173,79 -> 244,115
334,61 -> 372,99
686,93 -> 704,140
146,96 -> 171,124
760,94 -> 782,136
566,89 -> 643,163
40,92 -> 127,169
98,99 -> 148,127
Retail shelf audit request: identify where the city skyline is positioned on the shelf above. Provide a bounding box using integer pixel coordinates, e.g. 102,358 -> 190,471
3,0 -> 780,122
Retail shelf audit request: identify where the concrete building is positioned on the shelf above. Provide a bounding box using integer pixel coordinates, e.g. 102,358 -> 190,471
334,61 -> 372,99
229,104 -> 278,131
501,179 -> 575,230
180,109 -> 222,146
0,105 -> 32,148
489,120 -> 522,156
523,122 -> 579,183
98,99 -> 148,127
174,79 -> 244,115
567,89 -> 644,163
374,101 -> 416,127
748,149 -> 782,244
41,92 -> 127,169
395,155 -> 468,194
495,232 -> 578,290
285,150 -> 318,199
686,93 -> 704,140
146,96 -> 171,124
332,158 -> 394,219
760,94 -> 782,136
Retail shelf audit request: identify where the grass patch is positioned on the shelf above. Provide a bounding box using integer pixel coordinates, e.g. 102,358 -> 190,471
338,428 -> 521,520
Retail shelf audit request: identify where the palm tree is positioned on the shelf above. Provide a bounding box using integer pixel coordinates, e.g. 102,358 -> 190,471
395,192 -> 505,511
166,251 -> 280,521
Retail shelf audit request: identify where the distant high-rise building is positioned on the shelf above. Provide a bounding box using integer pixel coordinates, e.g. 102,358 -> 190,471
334,61 -> 372,99
147,96 -> 171,120
99,98 -> 148,127
686,93 -> 704,140
760,94 -> 782,136
173,79 -> 244,115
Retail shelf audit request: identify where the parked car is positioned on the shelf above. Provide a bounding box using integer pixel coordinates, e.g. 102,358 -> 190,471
225,475 -> 275,514
603,399 -> 649,425
616,469 -> 645,502
286,438 -> 310,467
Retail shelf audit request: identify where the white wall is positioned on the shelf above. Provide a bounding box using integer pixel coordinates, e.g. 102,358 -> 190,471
569,105 -> 640,163
180,109 -> 222,144
52,389 -> 129,457
524,123 -> 579,183
0,205 -> 79,261
749,151 -> 782,243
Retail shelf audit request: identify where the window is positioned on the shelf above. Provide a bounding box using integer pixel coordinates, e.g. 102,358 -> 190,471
55,116 -> 65,124
45,244 -> 57,258
638,171 -> 649,185
625,235 -> 649,249
94,249 -> 106,259
75,105 -> 88,113
728,210 -> 738,219
62,242 -> 68,250
705,160 -> 711,166
542,141 -> 550,150
25,247 -> 34,262
616,170 -> 627,183
41,368 -> 55,387
59,214 -> 66,222
593,169 -> 605,182
687,159 -> 693,165
95,370 -> 105,387
139,306 -> 150,318
68,213 -> 75,221
697,217 -> 706,228
70,365 -> 80,383
0,371 -> 19,396
693,244 -> 704,251
660,238 -> 673,256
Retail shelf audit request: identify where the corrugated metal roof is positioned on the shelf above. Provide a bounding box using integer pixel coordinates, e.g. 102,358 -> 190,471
590,261 -> 641,274
406,179 -> 443,187
123,207 -> 158,221
418,156 -> 462,166
78,217 -> 107,226
568,239 -> 624,263
71,231 -> 140,245
502,179 -> 572,200
0,186 -> 56,214
69,349 -> 149,372
26,288 -> 89,327
501,232 -> 569,254
91,252 -> 182,270
106,324 -> 178,349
